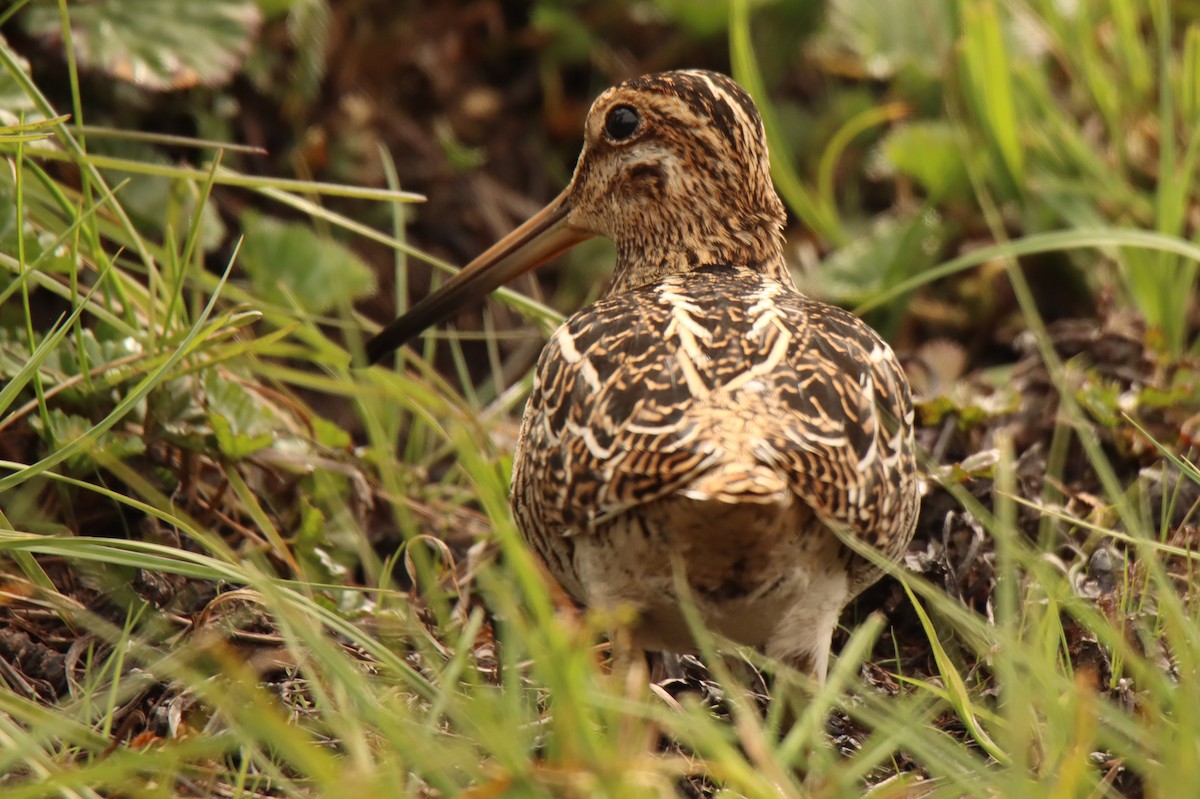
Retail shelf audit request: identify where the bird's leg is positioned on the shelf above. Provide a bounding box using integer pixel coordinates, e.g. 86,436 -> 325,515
787,638 -> 831,687
764,559 -> 848,686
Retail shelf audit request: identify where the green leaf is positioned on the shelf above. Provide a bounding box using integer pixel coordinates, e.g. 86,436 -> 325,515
209,411 -> 274,458
238,211 -> 376,314
879,121 -> 975,202
803,210 -> 947,306
812,0 -> 955,79
730,0 -> 842,242
29,409 -> 146,473
312,416 -> 351,450
0,34 -> 39,122
530,5 -> 595,65
917,382 -> 1022,429
0,182 -> 76,281
147,375 -> 208,441
295,496 -> 347,583
657,0 -> 731,37
1182,24 -> 1200,125
20,0 -> 261,91
284,0 -> 330,104
1076,377 -> 1123,428
958,0 -> 1025,194
88,139 -> 228,253
0,329 -> 33,382
204,369 -> 278,459
254,0 -> 308,18
902,583 -> 1009,764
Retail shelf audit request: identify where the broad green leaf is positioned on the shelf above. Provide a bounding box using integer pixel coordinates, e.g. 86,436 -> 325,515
20,0 -> 261,91
803,210 -> 947,306
811,0 -> 955,79
148,374 -> 208,440
284,0 -> 330,103
295,495 -> 348,583
204,369 -> 279,459
0,34 -> 39,122
99,143 -> 227,253
530,6 -> 595,65
242,0 -> 329,105
1076,377 -> 1123,428
312,416 -> 351,450
209,410 -> 274,458
657,0 -> 732,37
0,181 -> 70,298
238,211 -> 376,314
0,329 -> 33,381
879,121 -> 976,202
29,409 -> 146,473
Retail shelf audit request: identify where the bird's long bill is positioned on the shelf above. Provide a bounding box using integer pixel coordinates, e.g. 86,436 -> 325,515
365,190 -> 591,363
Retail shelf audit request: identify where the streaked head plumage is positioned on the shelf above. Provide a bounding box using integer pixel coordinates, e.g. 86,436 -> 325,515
364,70 -> 790,362
565,70 -> 788,293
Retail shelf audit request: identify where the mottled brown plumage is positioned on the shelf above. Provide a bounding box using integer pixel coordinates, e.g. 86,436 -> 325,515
367,70 -> 919,680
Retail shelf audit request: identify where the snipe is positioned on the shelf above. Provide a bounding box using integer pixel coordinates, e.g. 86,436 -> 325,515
367,70 -> 919,681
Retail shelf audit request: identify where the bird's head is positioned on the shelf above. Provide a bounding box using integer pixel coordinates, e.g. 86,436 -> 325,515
563,70 -> 786,291
365,70 -> 788,363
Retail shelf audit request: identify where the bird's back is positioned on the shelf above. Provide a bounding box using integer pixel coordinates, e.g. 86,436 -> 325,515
512,265 -> 919,654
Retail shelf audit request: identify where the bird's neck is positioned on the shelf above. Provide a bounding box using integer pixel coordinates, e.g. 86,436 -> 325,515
605,221 -> 792,296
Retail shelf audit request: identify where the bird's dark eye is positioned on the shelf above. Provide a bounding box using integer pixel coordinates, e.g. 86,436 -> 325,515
604,105 -> 640,141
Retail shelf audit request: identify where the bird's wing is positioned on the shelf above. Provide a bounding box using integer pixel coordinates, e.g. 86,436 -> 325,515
512,268 -> 918,572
